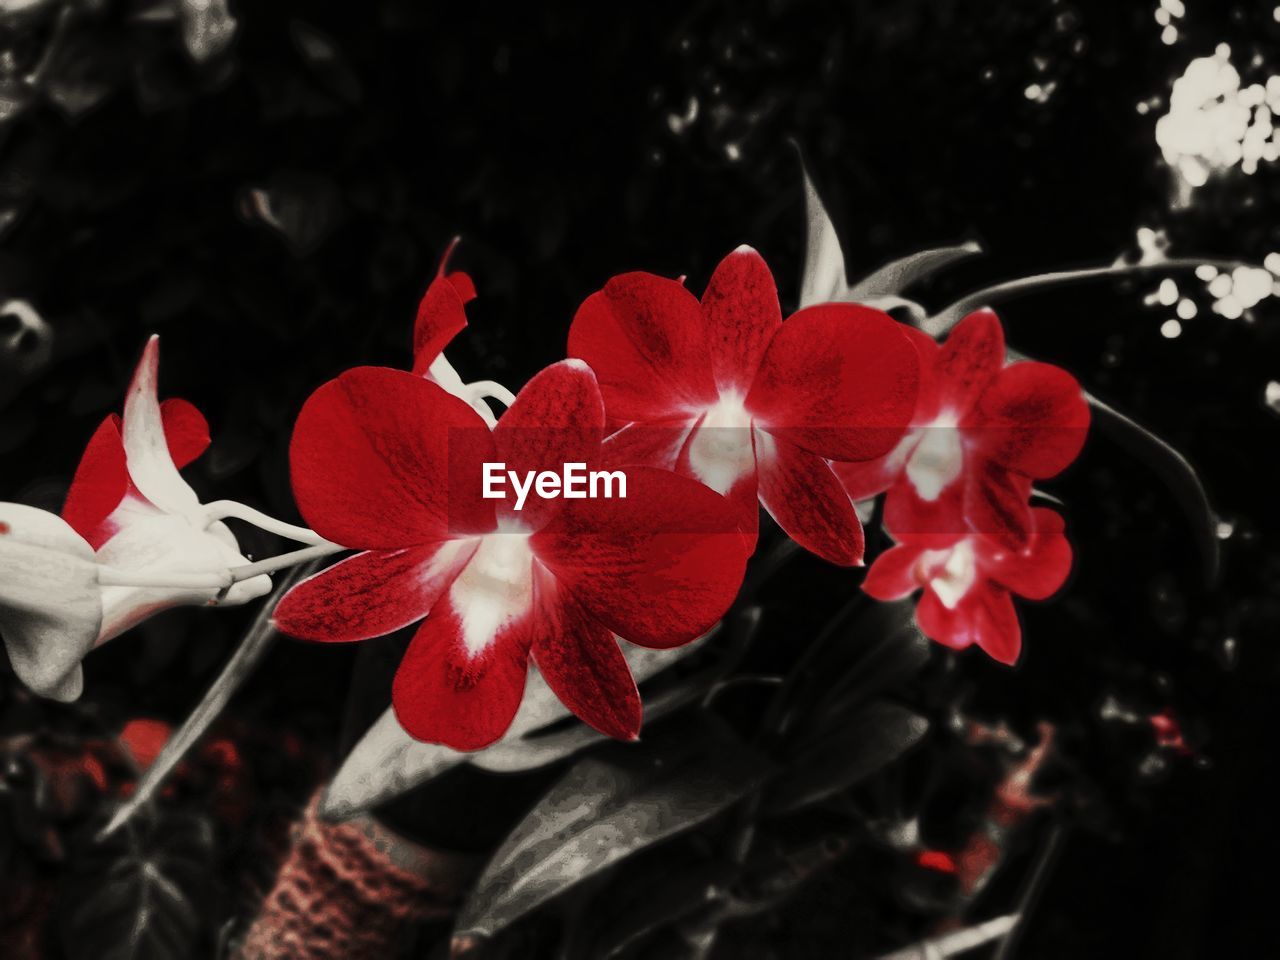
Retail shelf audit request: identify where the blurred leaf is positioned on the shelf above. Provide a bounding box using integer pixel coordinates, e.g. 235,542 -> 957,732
1012,343 -> 1217,585
781,596 -> 931,747
175,0 -> 237,63
97,563 -> 314,840
763,701 -> 928,816
239,172 -> 341,257
322,637 -> 713,819
1088,391 -> 1218,584
290,21 -> 362,103
45,34 -> 116,118
453,716 -> 769,943
807,599 -> 932,724
585,852 -> 736,960
60,812 -> 217,960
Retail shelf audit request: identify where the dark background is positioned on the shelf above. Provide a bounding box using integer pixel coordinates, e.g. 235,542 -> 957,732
2,1 -> 1278,957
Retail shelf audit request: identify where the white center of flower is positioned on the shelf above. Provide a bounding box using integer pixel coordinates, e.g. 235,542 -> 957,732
905,412 -> 964,502
686,392 -> 755,495
920,539 -> 977,610
451,532 -> 535,656
95,498 -> 271,644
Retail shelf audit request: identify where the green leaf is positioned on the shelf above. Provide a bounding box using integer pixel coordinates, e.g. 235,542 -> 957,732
763,701 -> 929,817
453,716 -> 769,943
60,812 -> 217,960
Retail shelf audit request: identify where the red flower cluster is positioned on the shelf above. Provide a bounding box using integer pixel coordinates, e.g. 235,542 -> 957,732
277,360 -> 749,749
837,310 -> 1088,659
836,310 -> 1089,548
569,247 -> 919,565
863,508 -> 1072,664
275,247 -> 1089,749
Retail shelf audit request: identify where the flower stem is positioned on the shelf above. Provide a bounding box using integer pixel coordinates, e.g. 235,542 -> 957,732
202,501 -> 328,545
427,353 -> 501,426
97,567 -> 231,590
466,380 -> 517,409
98,560 -> 321,840
873,913 -> 1020,960
228,542 -> 344,584
924,257 -> 1253,336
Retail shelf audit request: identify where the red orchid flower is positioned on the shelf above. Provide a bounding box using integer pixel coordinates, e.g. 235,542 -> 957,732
566,246 -> 920,566
407,239 -> 519,426
274,359 -> 750,751
862,507 -> 1072,664
411,237 -> 478,379
835,310 -> 1089,549
61,337 -> 271,642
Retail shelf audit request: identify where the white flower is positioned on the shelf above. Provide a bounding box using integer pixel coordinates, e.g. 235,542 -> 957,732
0,503 -> 102,701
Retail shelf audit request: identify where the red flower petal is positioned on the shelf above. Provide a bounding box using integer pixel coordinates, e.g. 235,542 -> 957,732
412,273 -> 470,376
290,366 -> 496,549
746,303 -> 918,462
903,325 -> 944,420
62,415 -> 127,547
701,246 -> 782,395
493,360 -> 605,529
391,593 -> 532,750
434,237 -> 478,304
862,543 -> 925,600
983,507 -> 1072,600
832,449 -> 905,502
64,399 -> 209,547
756,433 -> 863,566
916,586 -> 1021,664
962,464 -> 1034,549
273,540 -> 476,643
935,309 -> 1005,416
970,361 -> 1090,478
598,419 -> 698,472
446,272 -> 476,303
159,398 -> 210,469
883,476 -> 967,539
971,587 -> 1021,664
531,567 -> 640,741
915,589 -> 968,650
531,466 -> 749,649
568,272 -> 718,421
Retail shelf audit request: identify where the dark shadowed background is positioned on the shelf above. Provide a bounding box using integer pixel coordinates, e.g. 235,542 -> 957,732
2,1 -> 1278,957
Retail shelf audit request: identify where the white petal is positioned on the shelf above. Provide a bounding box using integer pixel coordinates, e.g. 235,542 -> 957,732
0,503 -> 102,700
121,336 -> 201,515
95,510 -> 270,643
